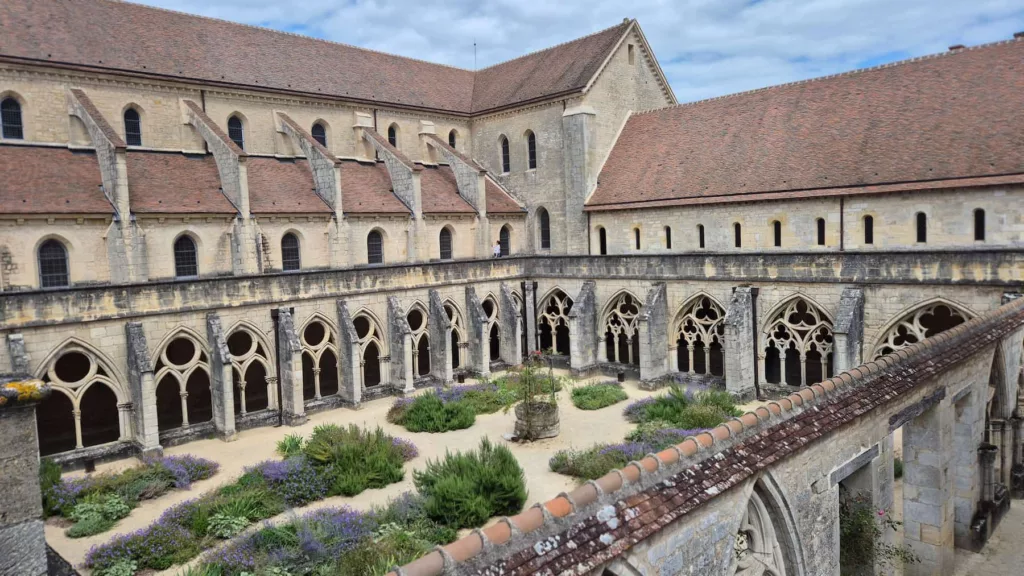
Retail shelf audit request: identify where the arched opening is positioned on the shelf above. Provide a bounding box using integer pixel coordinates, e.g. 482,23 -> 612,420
974,208 -> 986,241
538,289 -> 573,356
863,215 -> 874,245
227,115 -> 244,149
387,123 -> 399,148
675,296 -> 725,377
764,342 -> 781,384
79,384 -> 120,448
665,226 -> 672,249
698,224 -> 705,248
773,220 -> 782,247
185,370 -> 212,423
916,212 -> 927,243
311,122 -> 327,147
281,232 -> 300,271
243,362 -> 269,412
634,228 -> 641,250
416,335 -> 431,376
489,324 -> 500,360
451,330 -> 461,369
538,208 -> 551,250
448,129 -> 457,149
602,293 -> 642,366
174,235 -> 198,278
872,302 -> 969,359
499,135 -> 510,173
363,342 -> 381,387
734,222 -> 742,248
499,225 -> 511,256
367,230 -> 384,265
155,376 -> 183,431
124,107 -> 142,146
816,218 -> 826,246
763,297 -> 834,387
36,392 -> 75,456
598,227 -> 607,255
526,130 -> 537,169
1,97 -> 24,139
38,239 -> 70,288
735,481 -> 801,575
439,227 -> 453,260
319,350 -> 338,396
302,352 -> 317,400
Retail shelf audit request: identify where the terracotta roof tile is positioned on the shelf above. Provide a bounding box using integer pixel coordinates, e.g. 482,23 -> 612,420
246,157 -> 331,214
419,166 -> 475,214
0,1 -> 628,114
338,161 -> 411,214
0,145 -> 110,214
68,88 -> 125,148
183,100 -> 245,156
127,151 -> 235,214
485,178 -> 526,215
588,38 -> 1024,209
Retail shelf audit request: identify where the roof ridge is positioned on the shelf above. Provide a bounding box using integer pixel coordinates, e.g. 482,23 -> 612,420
474,19 -> 632,73
102,0 -> 474,73
633,35 -> 1024,115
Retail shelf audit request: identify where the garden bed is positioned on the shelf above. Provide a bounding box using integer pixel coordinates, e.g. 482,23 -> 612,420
570,381 -> 628,410
40,454 -> 219,539
83,424 -> 417,575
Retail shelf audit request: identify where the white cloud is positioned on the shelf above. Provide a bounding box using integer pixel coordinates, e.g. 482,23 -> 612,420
135,0 -> 1024,102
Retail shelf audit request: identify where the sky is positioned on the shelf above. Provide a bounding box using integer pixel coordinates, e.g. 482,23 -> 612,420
134,0 -> 1024,103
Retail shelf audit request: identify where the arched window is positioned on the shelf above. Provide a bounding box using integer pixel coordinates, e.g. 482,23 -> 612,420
1,97 -> 24,139
863,215 -> 874,244
538,207 -> 551,249
772,221 -> 782,247
499,225 -> 511,256
665,226 -> 672,249
816,218 -> 826,246
227,115 -> 244,149
499,136 -> 510,173
281,233 -> 300,271
698,224 -> 705,249
734,223 -> 742,248
916,212 -> 927,243
448,129 -> 457,149
439,227 -> 453,260
974,208 -> 985,241
367,230 -> 384,265
598,227 -> 607,255
634,228 -> 641,250
526,130 -> 537,170
38,239 -> 69,288
387,124 -> 398,148
311,122 -> 327,147
123,108 -> 142,146
763,297 -> 834,387
174,235 -> 198,278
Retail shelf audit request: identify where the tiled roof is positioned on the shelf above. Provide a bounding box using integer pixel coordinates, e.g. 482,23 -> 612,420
246,157 -> 332,214
470,22 -> 631,113
485,178 -> 526,215
588,38 -> 1024,210
338,161 -> 411,215
68,88 -> 126,148
420,166 -> 475,214
0,0 -> 630,115
391,295 -> 1024,576
127,151 -> 235,214
0,145 -> 111,214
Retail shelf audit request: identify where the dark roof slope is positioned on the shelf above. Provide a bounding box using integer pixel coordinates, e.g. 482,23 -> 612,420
588,39 -> 1024,209
127,152 -> 235,214
485,179 -> 526,215
246,158 -> 332,214
420,166 -> 475,214
1,0 -> 630,114
0,146 -> 111,214
470,22 -> 630,113
339,161 -> 411,214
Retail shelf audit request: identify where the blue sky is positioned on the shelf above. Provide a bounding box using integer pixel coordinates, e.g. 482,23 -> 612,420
135,0 -> 1024,102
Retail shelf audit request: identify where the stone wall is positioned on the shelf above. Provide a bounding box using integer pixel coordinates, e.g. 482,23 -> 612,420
0,402 -> 47,576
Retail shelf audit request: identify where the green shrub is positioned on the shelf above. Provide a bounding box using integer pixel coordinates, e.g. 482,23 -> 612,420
397,393 -> 476,433
302,424 -> 408,497
839,493 -> 918,575
625,386 -> 741,429
571,382 -> 628,410
414,438 -> 527,529
276,433 -> 305,458
207,513 -> 249,538
894,457 -> 904,480
39,459 -> 63,517
93,559 -> 138,576
66,493 -> 132,538
66,514 -> 117,538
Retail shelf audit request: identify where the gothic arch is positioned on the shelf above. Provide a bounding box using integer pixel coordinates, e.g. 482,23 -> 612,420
225,321 -> 275,415
870,298 -> 973,360
34,336 -> 128,396
482,294 -> 500,361
537,287 -> 573,356
352,307 -> 387,388
152,327 -> 213,430
601,290 -> 644,366
299,312 -> 339,400
443,299 -> 466,369
150,326 -> 210,371
761,295 -> 834,387
407,301 -> 430,377
732,474 -> 806,576
674,292 -> 726,377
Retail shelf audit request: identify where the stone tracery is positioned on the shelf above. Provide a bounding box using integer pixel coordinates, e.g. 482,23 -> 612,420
226,325 -> 275,415
153,332 -> 213,431
872,301 -> 969,359
444,300 -> 466,369
299,316 -> 339,401
734,487 -> 789,576
674,295 -> 726,377
482,295 -> 500,361
602,292 -> 642,366
407,304 -> 430,377
762,297 -> 833,387
538,289 -> 573,355
352,311 -> 387,388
